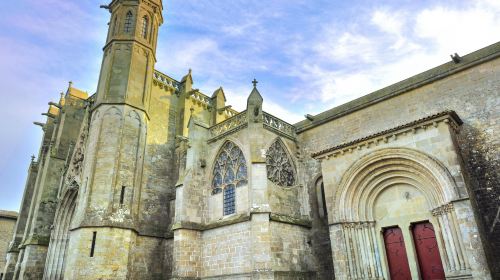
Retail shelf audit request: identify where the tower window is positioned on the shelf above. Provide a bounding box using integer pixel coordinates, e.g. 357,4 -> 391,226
124,11 -> 134,33
141,16 -> 149,39
120,186 -> 125,205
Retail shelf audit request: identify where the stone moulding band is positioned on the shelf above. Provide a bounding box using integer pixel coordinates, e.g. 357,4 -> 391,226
171,212 -> 312,231
69,224 -> 174,240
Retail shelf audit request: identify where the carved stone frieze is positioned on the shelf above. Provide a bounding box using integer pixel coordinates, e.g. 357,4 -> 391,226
208,111 -> 248,141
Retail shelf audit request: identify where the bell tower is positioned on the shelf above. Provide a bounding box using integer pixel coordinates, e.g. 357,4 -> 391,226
63,1 -> 164,279
94,0 -> 163,110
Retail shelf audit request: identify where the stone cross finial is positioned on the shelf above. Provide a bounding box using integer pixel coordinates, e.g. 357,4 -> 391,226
252,78 -> 258,88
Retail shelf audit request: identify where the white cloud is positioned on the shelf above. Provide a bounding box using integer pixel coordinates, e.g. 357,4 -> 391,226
286,0 -> 500,114
315,32 -> 378,65
371,9 -> 405,35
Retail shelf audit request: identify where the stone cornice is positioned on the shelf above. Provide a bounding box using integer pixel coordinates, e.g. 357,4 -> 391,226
312,110 -> 462,159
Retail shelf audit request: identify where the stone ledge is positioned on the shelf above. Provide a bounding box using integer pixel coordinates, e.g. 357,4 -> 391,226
0,210 -> 18,220
172,212 -> 313,231
270,213 -> 312,228
22,235 -> 50,246
70,224 -> 173,240
171,213 -> 250,231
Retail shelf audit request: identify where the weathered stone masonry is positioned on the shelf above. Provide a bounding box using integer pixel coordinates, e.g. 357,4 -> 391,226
2,0 -> 499,279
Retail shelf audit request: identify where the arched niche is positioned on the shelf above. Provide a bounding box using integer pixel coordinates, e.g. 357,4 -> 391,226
43,187 -> 78,280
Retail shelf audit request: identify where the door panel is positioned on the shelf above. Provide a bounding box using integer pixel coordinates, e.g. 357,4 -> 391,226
383,227 -> 412,280
412,222 -> 446,280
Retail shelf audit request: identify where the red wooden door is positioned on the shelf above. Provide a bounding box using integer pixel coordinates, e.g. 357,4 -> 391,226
383,227 -> 412,280
412,222 -> 446,280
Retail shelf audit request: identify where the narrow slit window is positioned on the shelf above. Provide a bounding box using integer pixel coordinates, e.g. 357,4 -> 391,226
141,16 -> 148,39
124,11 -> 133,33
90,231 -> 97,257
120,186 -> 126,205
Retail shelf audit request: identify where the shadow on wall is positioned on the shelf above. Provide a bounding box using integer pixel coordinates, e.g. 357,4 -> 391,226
457,123 -> 500,278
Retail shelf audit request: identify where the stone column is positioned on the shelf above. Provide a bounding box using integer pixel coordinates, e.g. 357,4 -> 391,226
453,199 -> 492,279
329,223 -> 349,280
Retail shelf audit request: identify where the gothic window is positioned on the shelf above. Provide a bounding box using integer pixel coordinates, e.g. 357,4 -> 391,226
212,141 -> 248,215
124,11 -> 134,33
141,16 -> 148,39
266,139 -> 296,187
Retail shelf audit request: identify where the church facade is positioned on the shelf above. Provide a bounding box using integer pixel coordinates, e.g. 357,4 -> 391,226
2,0 -> 499,279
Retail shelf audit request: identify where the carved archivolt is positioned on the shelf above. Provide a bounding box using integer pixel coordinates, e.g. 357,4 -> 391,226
329,148 -> 473,279
266,138 -> 296,187
334,148 -> 459,222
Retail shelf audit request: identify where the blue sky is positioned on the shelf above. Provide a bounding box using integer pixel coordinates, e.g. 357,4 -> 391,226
0,0 -> 499,212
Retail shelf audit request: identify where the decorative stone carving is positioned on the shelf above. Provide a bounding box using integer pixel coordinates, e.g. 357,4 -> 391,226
63,112 -> 89,190
263,112 -> 296,139
266,139 -> 296,187
209,111 -> 247,140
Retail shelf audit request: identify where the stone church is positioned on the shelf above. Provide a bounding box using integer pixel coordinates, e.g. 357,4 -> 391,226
2,0 -> 499,279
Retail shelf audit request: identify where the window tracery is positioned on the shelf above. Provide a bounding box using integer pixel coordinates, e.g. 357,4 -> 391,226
266,139 -> 295,187
124,11 -> 134,33
212,141 -> 248,215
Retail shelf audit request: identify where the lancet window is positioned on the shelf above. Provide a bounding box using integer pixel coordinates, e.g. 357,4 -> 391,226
141,16 -> 149,39
124,11 -> 134,33
266,139 -> 296,187
212,141 -> 248,215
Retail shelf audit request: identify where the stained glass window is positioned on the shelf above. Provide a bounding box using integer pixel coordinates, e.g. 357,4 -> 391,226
212,141 -> 248,215
124,11 -> 134,33
266,139 -> 296,187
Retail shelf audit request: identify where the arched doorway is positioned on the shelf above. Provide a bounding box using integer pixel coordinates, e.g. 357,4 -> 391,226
329,148 -> 478,279
43,188 -> 77,280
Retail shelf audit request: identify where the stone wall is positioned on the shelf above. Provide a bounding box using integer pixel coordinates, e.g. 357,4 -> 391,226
297,43 -> 500,278
201,222 -> 252,278
270,222 -> 314,274
0,211 -> 17,279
